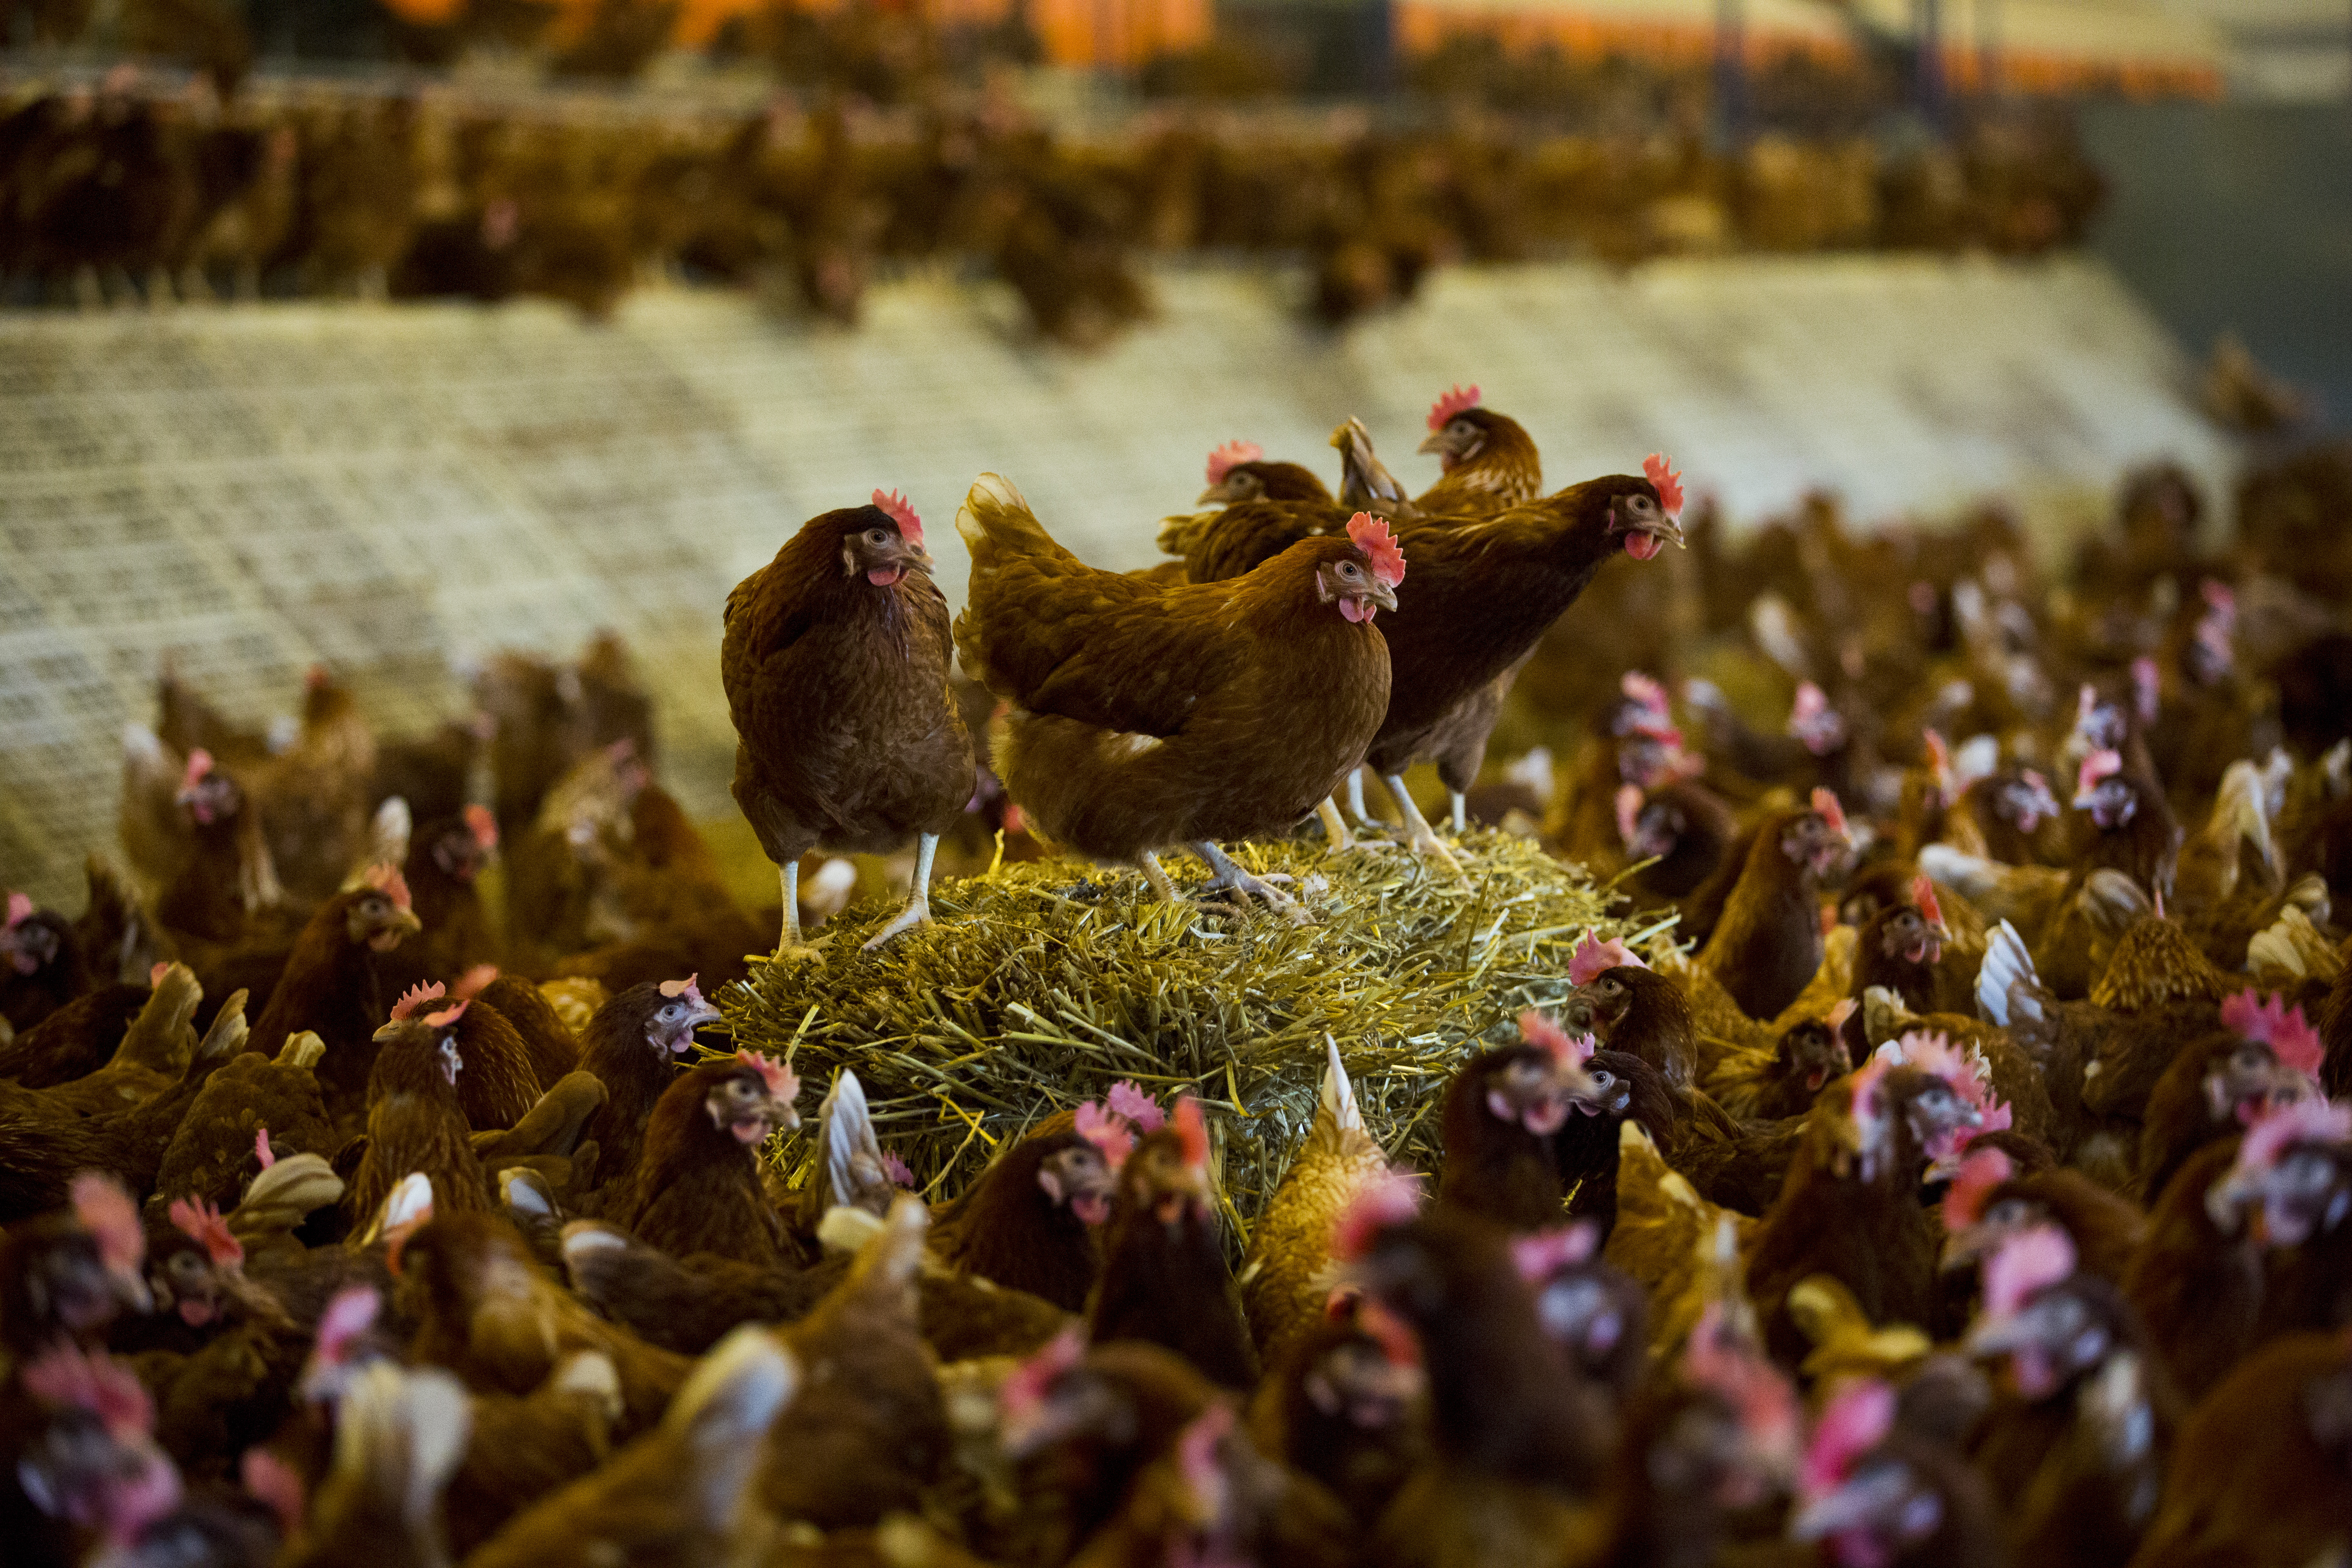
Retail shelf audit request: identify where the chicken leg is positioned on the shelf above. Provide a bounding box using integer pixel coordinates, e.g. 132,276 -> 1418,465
1382,774 -> 1469,883
1189,841 -> 1306,922
767,861 -> 826,963
1450,791 -> 1469,835
862,832 -> 940,950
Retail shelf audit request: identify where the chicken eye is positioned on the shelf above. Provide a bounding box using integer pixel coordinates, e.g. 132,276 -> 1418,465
1590,1071 -> 1612,1089
866,529 -> 890,546
362,897 -> 385,916
1339,562 -> 1361,579
1629,495 -> 1654,513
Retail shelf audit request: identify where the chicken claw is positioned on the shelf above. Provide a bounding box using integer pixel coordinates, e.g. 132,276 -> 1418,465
861,832 -> 940,951
1381,773 -> 1470,884
1189,841 -> 1308,924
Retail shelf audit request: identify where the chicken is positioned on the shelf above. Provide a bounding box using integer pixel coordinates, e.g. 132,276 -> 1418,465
721,490 -> 977,953
1247,1296 -> 1428,1523
2070,745 -> 2185,906
1566,933 -> 1697,1090
1788,1379 -> 2006,1568
378,806 -> 500,1001
245,667 -> 381,907
2125,1136 -> 2269,1401
1746,1056 -> 1987,1365
1433,1011 -> 1598,1231
574,976 -> 723,1195
1361,458 -> 1686,872
273,1361 -> 466,1568
147,1030 -> 334,1221
1961,1224 -> 2180,1568
1412,385 -> 1543,518
1241,1040 -> 1391,1373
1087,1098 -> 1258,1390
1695,790 -> 1852,1021
2129,1330 -> 2352,1568
463,1326 -> 794,1568
605,1051 -> 801,1269
1851,873 -> 1956,1016
395,1211 -> 691,1437
1063,1399 -> 1354,1568
761,1195 -> 948,1528
928,1107 -> 1118,1313
242,871 -> 423,1133
8,1343 -> 188,1568
1,1174 -> 152,1359
1338,1186 -> 1615,1568
1195,439 -> 1334,507
1939,1145 -> 2147,1292
2131,988 -> 2323,1205
341,988 -> 490,1234
955,477 -> 1399,917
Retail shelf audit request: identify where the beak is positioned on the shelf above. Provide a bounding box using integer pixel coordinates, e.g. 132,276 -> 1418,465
1196,484 -> 1227,504
683,998 -> 724,1030
1642,514 -> 1688,551
771,1100 -> 802,1134
1790,1467 -> 1910,1542
899,541 -> 936,575
111,1263 -> 155,1315
1940,1228 -> 1993,1273
1416,430 -> 1449,456
1961,1310 -> 2042,1359
387,907 -> 423,941
1363,577 -> 1399,613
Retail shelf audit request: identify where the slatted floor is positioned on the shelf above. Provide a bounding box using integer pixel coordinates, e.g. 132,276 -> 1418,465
0,255 -> 2236,904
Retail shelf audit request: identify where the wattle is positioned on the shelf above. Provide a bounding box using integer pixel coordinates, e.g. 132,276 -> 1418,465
1625,531 -> 1661,561
1339,597 -> 1374,624
868,566 -> 906,588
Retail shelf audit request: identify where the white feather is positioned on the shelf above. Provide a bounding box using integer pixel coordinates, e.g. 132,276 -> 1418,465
1977,918 -> 2039,1027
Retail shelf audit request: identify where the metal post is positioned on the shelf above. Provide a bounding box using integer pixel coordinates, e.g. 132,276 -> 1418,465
1976,0 -> 2000,97
1917,0 -> 1945,127
1714,0 -> 1745,146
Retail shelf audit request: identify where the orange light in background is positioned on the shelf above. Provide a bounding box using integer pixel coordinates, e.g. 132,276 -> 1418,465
378,0 -> 467,20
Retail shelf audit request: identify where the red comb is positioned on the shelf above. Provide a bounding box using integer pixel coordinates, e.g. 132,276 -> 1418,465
658,973 -> 705,1005
1074,1100 -> 1135,1170
169,1196 -> 245,1268
1614,784 -> 1644,849
363,863 -> 412,911
1107,1080 -> 1166,1133
882,1151 -> 913,1187
1332,1167 -> 1423,1260
1426,383 -> 1481,429
1205,440 -> 1262,485
391,980 -> 445,1023
1642,453 -> 1684,517
2130,658 -> 2160,724
1346,512 -> 1406,589
4,891 -> 29,930
453,966 -> 498,1003
2239,1097 -> 2352,1173
149,961 -> 169,988
871,488 -> 923,549
1175,1403 -> 1235,1503
1356,1298 -> 1422,1368
1519,1009 -> 1595,1067
1800,1379 -> 1895,1499
2222,989 -> 2326,1078
1568,931 -> 1646,988
1809,787 -> 1848,838
1923,728 -> 1951,786
69,1172 -> 143,1274
1000,1325 -> 1085,1423
1682,1302 -> 1799,1450
255,1126 -> 275,1169
1828,997 -> 1858,1031
23,1346 -> 154,1438
736,1049 -> 799,1105
242,1448 -> 306,1539
463,803 -> 498,851
314,1286 -> 381,1370
1911,874 -> 1944,931
1509,1222 -> 1599,1281
1982,1224 -> 2075,1318
1173,1096 -> 1209,1169
1940,1145 -> 2013,1231
421,999 -> 468,1030
182,748 -> 215,789
1621,670 -> 1669,715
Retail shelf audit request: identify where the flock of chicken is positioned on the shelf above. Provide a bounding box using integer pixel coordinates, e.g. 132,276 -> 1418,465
3,386 -> 2352,1568
0,76 -> 2104,335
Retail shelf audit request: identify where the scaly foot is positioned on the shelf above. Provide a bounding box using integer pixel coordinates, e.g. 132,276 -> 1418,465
860,891 -> 933,951
1190,841 -> 1308,923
